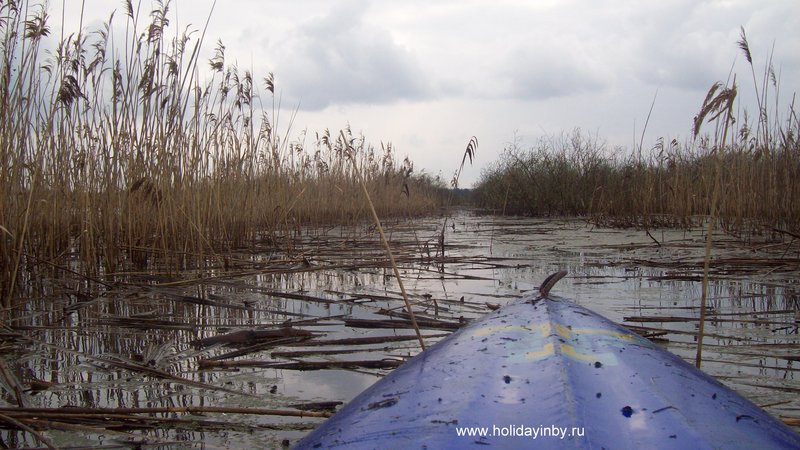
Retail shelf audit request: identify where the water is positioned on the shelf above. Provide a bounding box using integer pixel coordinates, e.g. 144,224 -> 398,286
2,212 -> 798,448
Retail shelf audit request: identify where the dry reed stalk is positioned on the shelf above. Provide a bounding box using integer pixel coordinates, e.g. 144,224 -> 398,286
0,412 -> 58,450
340,130 -> 426,350
693,79 -> 737,368
290,333 -> 449,347
199,358 -> 405,371
0,406 -> 332,419
0,1 -> 448,302
438,137 -> 477,259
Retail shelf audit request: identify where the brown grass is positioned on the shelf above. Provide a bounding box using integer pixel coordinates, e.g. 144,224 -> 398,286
0,1 -> 448,306
474,30 -> 799,236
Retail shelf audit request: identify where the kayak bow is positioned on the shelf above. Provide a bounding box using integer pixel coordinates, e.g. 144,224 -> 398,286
295,294 -> 800,449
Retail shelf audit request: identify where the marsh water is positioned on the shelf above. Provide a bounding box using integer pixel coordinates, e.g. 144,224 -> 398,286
2,211 -> 798,448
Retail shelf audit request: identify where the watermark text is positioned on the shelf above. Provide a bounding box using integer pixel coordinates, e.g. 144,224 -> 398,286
455,424 -> 584,440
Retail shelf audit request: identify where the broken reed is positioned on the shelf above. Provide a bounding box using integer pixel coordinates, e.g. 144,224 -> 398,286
0,1 -> 447,305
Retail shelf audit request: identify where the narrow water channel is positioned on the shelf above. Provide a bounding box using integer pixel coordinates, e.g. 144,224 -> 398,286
2,211 -> 797,448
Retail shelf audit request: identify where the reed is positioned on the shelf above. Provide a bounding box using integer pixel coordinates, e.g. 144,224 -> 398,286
474,32 -> 799,236
0,1 -> 447,306
693,78 -> 737,368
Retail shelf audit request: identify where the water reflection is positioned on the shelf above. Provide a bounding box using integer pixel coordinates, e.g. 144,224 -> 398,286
2,212 -> 798,447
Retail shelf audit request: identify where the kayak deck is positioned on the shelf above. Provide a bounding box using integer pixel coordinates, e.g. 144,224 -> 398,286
295,295 -> 800,449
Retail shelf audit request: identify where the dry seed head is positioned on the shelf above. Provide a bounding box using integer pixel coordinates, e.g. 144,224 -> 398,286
125,0 -> 135,19
738,26 -> 752,65
24,10 -> 49,40
58,75 -> 83,106
693,82 -> 737,138
769,64 -> 777,87
265,72 -> 275,94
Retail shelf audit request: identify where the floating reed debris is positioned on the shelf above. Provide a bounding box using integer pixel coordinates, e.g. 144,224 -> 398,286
91,355 -> 250,397
271,348 -> 382,358
621,324 -> 750,342
343,317 -> 462,331
631,329 -> 669,341
199,358 -> 405,371
0,406 -> 332,435
625,315 -> 797,327
286,333 -> 449,347
193,328 -> 314,348
0,406 -> 333,419
0,412 -> 57,450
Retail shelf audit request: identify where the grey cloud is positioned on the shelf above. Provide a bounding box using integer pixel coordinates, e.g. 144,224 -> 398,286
268,1 -> 431,110
624,1 -> 799,92
497,41 -> 611,100
630,25 -> 731,92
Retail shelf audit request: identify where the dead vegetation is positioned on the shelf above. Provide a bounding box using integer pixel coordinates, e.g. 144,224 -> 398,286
0,2 -> 798,446
474,29 -> 799,236
0,0 -> 449,306
0,216 -> 501,446
0,213 -> 798,446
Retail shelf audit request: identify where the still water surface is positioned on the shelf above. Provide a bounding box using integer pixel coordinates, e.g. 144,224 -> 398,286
4,211 -> 798,448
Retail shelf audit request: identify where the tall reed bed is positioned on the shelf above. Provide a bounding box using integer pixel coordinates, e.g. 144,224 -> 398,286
475,30 -> 799,235
0,1 -> 446,305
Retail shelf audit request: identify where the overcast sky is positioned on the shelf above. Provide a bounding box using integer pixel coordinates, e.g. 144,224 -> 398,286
53,0 -> 800,186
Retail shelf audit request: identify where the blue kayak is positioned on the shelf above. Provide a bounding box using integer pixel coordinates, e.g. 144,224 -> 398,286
295,292 -> 800,449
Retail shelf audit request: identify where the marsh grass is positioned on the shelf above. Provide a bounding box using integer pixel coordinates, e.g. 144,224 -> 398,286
0,1 -> 447,306
475,30 -> 799,236
476,121 -> 799,234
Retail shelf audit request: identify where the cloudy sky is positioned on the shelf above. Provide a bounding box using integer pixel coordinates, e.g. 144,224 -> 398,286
54,0 -> 799,186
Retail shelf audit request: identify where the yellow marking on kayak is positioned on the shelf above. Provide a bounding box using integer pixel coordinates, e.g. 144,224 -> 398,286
470,323 -> 636,343
469,322 -> 588,338
468,322 -> 631,365
568,327 -> 640,342
522,342 -> 617,364
470,323 -> 546,338
540,322 -> 551,337
553,323 -> 572,338
525,342 -> 555,360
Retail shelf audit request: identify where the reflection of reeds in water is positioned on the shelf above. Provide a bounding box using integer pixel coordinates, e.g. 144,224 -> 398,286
0,2 -> 447,305
475,29 -> 799,236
